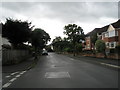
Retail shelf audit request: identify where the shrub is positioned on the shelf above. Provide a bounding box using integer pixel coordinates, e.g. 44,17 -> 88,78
109,49 -> 115,53
64,47 -> 73,52
115,45 -> 120,54
95,40 -> 106,53
76,43 -> 83,52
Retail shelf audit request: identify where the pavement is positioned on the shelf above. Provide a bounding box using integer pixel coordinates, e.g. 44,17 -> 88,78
2,57 -> 37,73
2,56 -> 38,89
2,52 -> 119,89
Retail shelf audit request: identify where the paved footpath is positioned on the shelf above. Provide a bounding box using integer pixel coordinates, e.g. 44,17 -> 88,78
2,57 -> 37,88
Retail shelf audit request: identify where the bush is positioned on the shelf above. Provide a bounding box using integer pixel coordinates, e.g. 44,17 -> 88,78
95,40 -> 106,53
76,43 -> 83,52
2,44 -> 11,49
115,45 -> 120,54
64,47 -> 73,52
109,49 -> 115,53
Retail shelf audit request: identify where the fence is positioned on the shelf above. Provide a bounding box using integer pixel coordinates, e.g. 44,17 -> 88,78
2,50 -> 30,65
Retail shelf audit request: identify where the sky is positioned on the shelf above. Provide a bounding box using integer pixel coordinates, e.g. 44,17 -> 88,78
0,1 -> 119,44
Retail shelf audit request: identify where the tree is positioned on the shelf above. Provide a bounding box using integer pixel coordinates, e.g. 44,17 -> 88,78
45,45 -> 53,52
52,36 -> 62,42
2,18 -> 33,48
76,43 -> 83,53
91,33 -> 98,46
64,24 -> 84,56
95,40 -> 106,57
52,36 -> 62,52
30,28 -> 51,54
91,33 -> 98,54
52,36 -> 71,52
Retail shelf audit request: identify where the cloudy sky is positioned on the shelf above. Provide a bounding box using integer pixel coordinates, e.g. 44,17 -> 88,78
0,1 -> 119,44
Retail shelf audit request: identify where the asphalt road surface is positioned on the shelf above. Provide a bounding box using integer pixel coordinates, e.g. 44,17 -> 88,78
2,53 -> 118,88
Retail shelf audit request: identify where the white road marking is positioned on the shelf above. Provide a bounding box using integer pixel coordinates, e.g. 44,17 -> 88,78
70,58 -> 74,60
101,63 -> 120,68
9,78 -> 17,82
11,72 -> 19,76
14,71 -> 19,74
5,76 -> 11,78
67,72 -> 71,78
3,71 -> 27,88
11,73 -> 15,75
19,71 -> 27,75
50,55 -> 53,58
2,83 -> 11,88
45,72 -> 70,78
15,75 -> 21,78
22,71 -> 26,73
51,65 -> 55,68
20,72 -> 24,75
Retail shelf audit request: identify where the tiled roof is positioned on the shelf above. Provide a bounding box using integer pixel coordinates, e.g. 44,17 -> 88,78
86,19 -> 120,36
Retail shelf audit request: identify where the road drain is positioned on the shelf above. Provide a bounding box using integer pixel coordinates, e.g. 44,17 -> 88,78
45,72 -> 70,78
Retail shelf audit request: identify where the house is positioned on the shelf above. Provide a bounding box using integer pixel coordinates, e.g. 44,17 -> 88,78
101,24 -> 120,49
84,19 -> 120,51
84,35 -> 92,50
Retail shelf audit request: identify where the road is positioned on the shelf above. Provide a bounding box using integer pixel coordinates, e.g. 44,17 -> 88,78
2,53 -> 118,88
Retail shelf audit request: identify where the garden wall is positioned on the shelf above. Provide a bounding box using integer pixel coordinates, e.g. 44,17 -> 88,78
2,50 -> 30,65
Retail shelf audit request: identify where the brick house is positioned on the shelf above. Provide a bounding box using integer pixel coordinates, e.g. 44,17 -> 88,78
101,24 -> 120,49
84,36 -> 92,50
84,19 -> 120,51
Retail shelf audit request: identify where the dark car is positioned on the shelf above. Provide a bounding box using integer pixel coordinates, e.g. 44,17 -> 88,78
42,50 -> 48,55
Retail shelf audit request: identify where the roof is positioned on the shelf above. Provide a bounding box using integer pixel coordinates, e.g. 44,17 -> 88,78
86,19 -> 120,36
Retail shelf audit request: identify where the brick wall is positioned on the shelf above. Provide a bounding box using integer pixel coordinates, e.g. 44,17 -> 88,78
108,36 -> 118,42
85,36 -> 92,50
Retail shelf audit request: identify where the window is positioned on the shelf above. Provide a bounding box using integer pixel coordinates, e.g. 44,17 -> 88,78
106,42 -> 109,47
109,42 -> 116,48
111,42 -> 114,47
109,30 -> 115,37
116,30 -> 118,36
105,32 -> 108,37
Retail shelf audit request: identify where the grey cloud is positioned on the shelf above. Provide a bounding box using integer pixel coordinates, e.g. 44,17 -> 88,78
1,2 -> 118,23
43,2 -> 118,22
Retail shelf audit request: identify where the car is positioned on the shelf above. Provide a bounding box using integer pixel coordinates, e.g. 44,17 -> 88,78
42,50 -> 48,55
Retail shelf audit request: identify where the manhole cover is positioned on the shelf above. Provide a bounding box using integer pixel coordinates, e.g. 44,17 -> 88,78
45,72 -> 70,78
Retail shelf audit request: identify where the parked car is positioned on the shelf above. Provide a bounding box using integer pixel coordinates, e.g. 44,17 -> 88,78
42,50 -> 48,55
